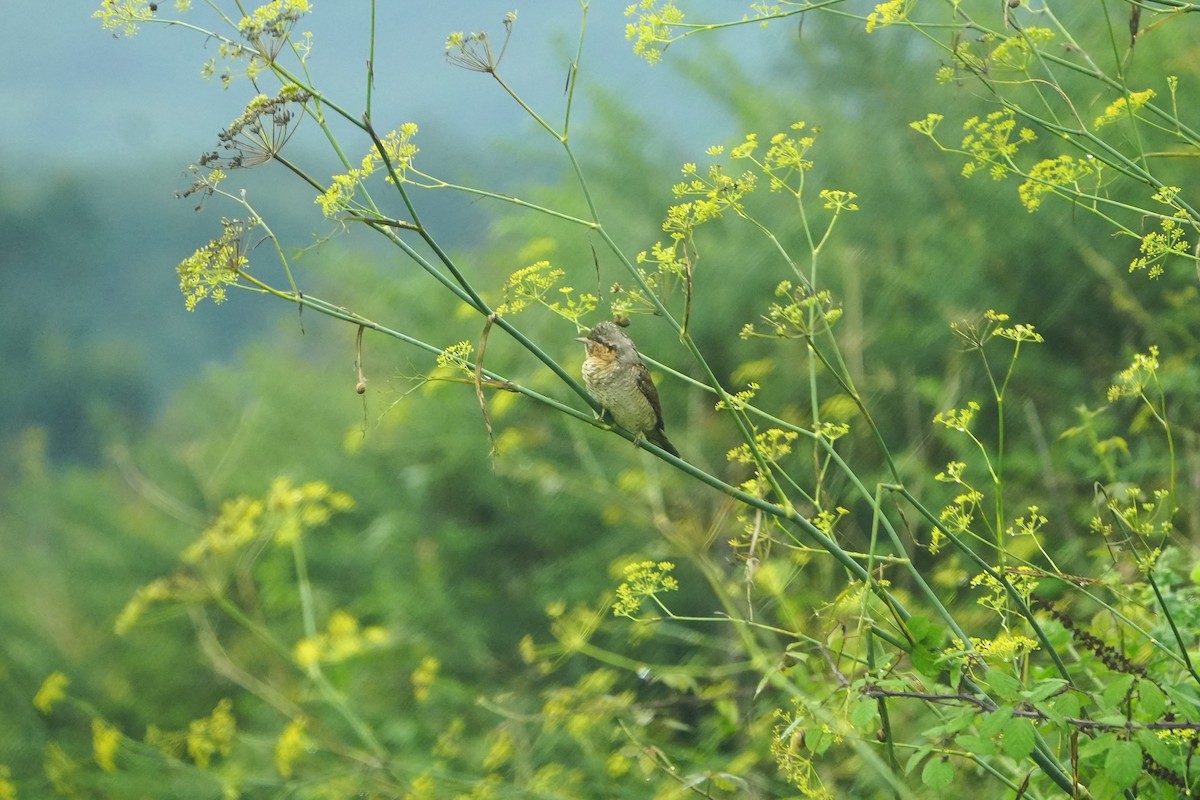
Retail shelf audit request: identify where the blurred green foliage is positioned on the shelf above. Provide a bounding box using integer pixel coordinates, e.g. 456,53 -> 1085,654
5,2 -> 1200,798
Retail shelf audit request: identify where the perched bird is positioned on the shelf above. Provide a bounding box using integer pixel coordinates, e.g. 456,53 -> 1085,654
577,321 -> 680,457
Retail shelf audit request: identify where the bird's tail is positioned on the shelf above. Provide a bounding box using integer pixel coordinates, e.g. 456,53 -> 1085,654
650,429 -> 681,458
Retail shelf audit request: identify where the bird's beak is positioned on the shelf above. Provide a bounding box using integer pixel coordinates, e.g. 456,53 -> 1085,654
574,336 -> 589,344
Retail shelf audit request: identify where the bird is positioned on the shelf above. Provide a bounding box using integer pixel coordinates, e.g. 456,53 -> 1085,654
577,320 -> 680,457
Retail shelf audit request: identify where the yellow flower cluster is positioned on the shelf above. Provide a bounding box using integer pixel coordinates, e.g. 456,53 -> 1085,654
866,0 -> 910,33
726,428 -> 799,465
187,698 -> 236,768
33,672 -> 70,714
435,340 -> 475,372
1129,213 -> 1191,278
1107,346 -> 1159,402
497,262 -> 563,315
0,765 -> 15,800
934,401 -> 980,433
612,560 -> 678,618
238,0 -> 311,41
624,0 -> 684,64
293,610 -> 389,667
273,717 -> 309,778
1018,155 -> 1095,212
93,0 -> 156,37
744,281 -> 842,339
92,719 -> 121,772
987,27 -> 1056,71
411,655 -> 440,703
316,124 -> 420,218
176,217 -> 253,311
960,111 -> 1036,180
1094,89 -> 1156,129
965,631 -> 1040,662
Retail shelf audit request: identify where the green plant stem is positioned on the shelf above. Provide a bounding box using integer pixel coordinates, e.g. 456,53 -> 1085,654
291,537 -> 392,766
865,629 -> 901,783
365,0 -> 376,118
684,534 -> 918,798
1145,572 -> 1200,686
895,486 -> 1074,685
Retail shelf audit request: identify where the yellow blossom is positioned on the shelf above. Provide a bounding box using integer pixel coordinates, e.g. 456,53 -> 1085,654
1095,89 -> 1156,128
274,718 -> 308,778
33,672 -> 69,714
92,720 -> 121,772
186,699 -> 236,768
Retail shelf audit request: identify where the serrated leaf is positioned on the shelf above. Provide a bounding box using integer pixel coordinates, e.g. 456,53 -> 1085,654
1025,678 -> 1068,703
1044,690 -> 1079,728
921,756 -> 954,790
1052,690 -> 1081,719
1104,739 -> 1142,790
1093,713 -> 1131,727
1077,732 -> 1117,762
1136,727 -> 1174,766
1100,673 -> 1136,711
911,644 -> 943,679
905,745 -> 932,776
942,709 -> 978,736
1163,684 -> 1200,715
1001,716 -> 1036,760
954,733 -> 998,757
907,615 -> 937,645
979,705 -> 1013,739
807,726 -> 835,756
986,671 -> 1021,700
1137,678 -> 1167,719
851,697 -> 878,731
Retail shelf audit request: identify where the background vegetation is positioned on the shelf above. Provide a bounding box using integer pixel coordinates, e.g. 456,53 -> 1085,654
4,1 -> 1200,797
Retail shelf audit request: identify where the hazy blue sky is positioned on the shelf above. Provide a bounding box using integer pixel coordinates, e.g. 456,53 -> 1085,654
1,2 -> 762,169
0,2 -> 786,437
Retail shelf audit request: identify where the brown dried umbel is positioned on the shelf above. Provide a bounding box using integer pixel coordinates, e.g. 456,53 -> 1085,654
198,86 -> 312,171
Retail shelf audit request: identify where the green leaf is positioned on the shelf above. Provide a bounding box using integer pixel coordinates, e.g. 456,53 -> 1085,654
1052,691 -> 1081,719
1104,739 -> 1142,790
985,671 -> 1021,700
1087,773 -> 1128,800
921,756 -> 954,790
906,616 -> 947,678
1163,684 -> 1200,715
978,705 -> 1012,739
1100,673 -> 1136,711
941,708 -> 977,736
953,734 -> 998,757
1043,690 -> 1080,727
656,671 -> 699,692
807,726 -> 835,756
1136,678 -> 1167,720
1077,732 -> 1117,762
911,644 -> 943,678
1025,678 -> 1068,703
850,697 -> 878,731
1001,716 -> 1036,760
907,615 -> 944,648
905,745 -> 932,776
1136,727 -> 1175,767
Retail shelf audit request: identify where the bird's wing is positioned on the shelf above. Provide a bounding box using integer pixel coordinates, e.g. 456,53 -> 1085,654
635,364 -> 667,431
